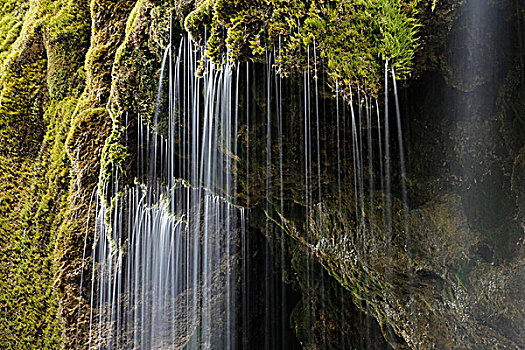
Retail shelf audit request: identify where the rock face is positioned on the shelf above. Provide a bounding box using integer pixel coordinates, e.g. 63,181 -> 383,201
403,2 -> 524,346
283,0 -> 525,347
0,0 -> 523,349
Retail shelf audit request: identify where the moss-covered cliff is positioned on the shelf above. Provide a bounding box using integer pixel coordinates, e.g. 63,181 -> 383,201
0,0 -> 523,349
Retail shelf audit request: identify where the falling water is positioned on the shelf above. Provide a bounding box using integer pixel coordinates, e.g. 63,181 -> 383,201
83,30 -> 411,349
391,67 -> 409,256
87,39 -> 244,349
383,61 -> 393,281
265,49 -> 272,350
275,39 -> 289,350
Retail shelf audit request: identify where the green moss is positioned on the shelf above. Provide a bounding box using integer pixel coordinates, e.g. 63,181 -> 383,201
2,98 -> 79,350
0,0 -> 91,347
45,1 -> 91,99
110,0 -> 166,118
0,69 -> 81,350
0,0 -> 154,346
100,121 -> 128,186
184,0 -> 421,95
0,0 -> 439,348
184,0 -> 217,45
0,0 -> 29,66
0,58 -> 48,156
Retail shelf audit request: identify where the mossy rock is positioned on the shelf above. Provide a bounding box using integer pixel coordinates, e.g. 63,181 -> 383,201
184,0 -> 421,96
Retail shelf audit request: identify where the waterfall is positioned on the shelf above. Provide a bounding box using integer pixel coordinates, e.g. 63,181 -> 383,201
83,34 -> 410,349
87,38 -> 244,349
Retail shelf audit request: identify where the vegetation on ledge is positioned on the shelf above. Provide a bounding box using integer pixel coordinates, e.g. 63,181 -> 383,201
185,0 -> 421,95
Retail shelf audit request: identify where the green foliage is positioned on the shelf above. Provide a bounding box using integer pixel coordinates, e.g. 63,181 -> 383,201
184,0 -> 421,95
377,0 -> 420,76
